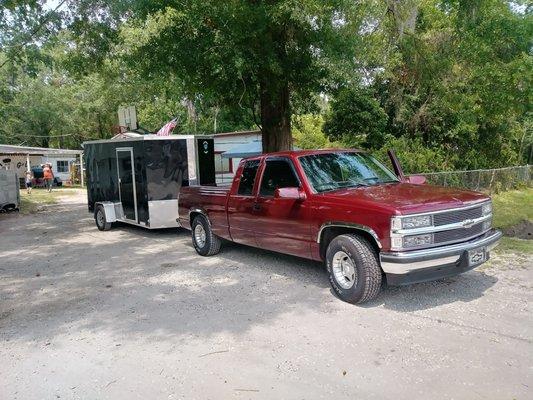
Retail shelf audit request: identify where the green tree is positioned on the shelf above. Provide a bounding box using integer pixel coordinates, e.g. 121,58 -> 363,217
292,114 -> 338,149
323,87 -> 388,148
374,0 -> 532,169
67,0 -> 365,152
0,0 -> 64,72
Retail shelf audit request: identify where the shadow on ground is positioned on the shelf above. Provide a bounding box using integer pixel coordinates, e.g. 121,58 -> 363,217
361,272 -> 498,312
0,198 -> 498,344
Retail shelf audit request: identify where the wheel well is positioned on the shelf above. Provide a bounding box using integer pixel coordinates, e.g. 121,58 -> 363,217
319,227 -> 380,259
190,211 -> 206,225
190,211 -> 200,224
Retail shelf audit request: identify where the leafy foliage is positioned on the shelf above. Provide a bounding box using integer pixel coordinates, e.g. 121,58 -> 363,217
292,114 -> 338,149
0,0 -> 530,173
323,87 -> 388,149
374,0 -> 532,170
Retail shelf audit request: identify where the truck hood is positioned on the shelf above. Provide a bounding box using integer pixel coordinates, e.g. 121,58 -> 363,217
318,183 -> 489,215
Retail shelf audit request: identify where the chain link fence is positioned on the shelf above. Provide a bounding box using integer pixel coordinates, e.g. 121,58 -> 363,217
413,165 -> 532,193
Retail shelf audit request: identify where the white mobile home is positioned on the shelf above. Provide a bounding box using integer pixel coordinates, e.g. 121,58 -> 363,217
0,144 -> 83,185
213,130 -> 261,184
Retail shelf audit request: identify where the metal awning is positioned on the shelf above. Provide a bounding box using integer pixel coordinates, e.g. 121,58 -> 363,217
221,140 -> 262,158
221,140 -> 300,159
0,144 -> 83,156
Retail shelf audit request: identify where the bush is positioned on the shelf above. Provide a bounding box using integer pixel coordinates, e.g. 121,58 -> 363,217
292,114 -> 339,149
323,87 -> 388,149
374,135 -> 454,174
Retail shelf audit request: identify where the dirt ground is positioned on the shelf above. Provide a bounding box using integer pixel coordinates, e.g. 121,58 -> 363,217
1,190 -> 532,400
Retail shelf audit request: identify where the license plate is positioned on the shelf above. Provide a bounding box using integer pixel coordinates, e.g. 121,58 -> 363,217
468,247 -> 486,266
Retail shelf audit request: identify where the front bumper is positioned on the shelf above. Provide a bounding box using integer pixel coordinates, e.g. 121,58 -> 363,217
380,229 -> 502,286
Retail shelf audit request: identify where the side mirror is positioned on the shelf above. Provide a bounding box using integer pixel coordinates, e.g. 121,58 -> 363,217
274,187 -> 306,201
406,175 -> 427,185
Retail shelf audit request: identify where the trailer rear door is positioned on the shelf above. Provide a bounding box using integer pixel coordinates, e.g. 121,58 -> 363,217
116,148 -> 138,222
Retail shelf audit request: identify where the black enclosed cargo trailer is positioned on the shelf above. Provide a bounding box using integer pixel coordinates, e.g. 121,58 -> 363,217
83,135 -> 215,230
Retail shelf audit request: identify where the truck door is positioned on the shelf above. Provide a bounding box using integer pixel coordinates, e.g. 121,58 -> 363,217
227,159 -> 261,247
252,157 -> 312,258
116,148 -> 138,221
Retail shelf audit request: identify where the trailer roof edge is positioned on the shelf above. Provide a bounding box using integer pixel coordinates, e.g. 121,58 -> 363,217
83,135 -> 213,146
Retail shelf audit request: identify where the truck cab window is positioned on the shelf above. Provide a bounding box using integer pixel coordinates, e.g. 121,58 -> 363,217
259,159 -> 299,197
237,160 -> 260,196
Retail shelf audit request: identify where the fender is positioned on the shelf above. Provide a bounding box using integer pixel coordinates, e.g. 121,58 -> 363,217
94,201 -> 119,223
317,221 -> 382,249
188,207 -> 211,226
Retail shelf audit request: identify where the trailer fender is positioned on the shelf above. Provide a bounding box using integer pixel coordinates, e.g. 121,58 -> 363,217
95,201 -> 118,223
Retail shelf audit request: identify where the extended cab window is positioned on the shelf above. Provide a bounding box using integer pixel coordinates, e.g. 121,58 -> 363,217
259,159 -> 299,197
237,160 -> 260,196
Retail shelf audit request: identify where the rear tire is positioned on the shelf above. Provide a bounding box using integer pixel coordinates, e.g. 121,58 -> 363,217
326,234 -> 382,304
95,205 -> 112,231
191,214 -> 221,256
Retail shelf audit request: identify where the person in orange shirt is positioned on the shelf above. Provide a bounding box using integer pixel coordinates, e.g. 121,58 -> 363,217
43,163 -> 54,192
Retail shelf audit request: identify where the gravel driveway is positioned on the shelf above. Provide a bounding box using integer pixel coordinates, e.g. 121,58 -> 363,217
1,191 -> 532,400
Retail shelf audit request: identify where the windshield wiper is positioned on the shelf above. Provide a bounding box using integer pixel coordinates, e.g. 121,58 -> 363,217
342,181 -> 369,188
315,180 -> 369,193
330,181 -> 369,190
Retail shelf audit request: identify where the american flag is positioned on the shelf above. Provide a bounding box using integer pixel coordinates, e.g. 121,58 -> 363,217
156,118 -> 178,136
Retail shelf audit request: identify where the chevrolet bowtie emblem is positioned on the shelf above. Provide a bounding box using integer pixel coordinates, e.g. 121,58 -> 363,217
462,219 -> 475,228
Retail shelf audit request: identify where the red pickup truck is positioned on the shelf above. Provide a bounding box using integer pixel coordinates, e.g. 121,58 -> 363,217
178,149 -> 501,304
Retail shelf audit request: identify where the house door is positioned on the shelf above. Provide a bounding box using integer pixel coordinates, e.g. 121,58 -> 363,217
116,148 -> 138,221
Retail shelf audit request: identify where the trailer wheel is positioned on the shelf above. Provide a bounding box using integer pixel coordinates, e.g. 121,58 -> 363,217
326,234 -> 382,304
191,214 -> 221,256
95,205 -> 112,231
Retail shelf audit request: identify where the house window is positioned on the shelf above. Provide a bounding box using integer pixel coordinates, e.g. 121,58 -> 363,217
214,152 -> 232,174
56,160 -> 69,173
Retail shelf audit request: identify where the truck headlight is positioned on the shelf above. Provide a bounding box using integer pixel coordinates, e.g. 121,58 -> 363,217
392,215 -> 433,230
482,218 -> 492,231
482,202 -> 492,216
403,234 -> 434,248
391,217 -> 403,230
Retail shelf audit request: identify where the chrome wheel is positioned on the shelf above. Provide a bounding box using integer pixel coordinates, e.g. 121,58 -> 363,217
96,209 -> 105,228
332,250 -> 357,289
194,223 -> 207,248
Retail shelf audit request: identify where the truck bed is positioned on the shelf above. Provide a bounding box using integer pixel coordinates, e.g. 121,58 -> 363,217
178,185 -> 231,239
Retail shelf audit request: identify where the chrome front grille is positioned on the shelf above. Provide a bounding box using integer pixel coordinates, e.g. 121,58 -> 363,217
433,206 -> 483,226
434,223 -> 483,244
390,201 -> 492,251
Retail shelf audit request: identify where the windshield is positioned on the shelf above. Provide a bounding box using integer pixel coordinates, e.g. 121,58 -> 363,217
299,152 -> 399,193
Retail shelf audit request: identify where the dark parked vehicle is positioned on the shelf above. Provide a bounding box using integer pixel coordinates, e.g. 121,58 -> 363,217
30,166 -> 62,187
178,149 -> 502,304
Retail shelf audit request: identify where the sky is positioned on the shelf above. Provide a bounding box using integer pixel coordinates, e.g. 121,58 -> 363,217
43,0 -> 68,11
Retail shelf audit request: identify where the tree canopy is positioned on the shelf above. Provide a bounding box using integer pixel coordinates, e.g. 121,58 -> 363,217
0,0 -> 531,171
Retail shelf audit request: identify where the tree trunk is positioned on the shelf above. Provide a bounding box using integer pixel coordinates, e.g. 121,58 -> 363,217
41,125 -> 50,148
97,114 -> 104,138
260,80 -> 292,153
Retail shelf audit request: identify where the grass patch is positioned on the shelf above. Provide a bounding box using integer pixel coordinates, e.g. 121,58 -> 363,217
491,188 -> 532,254
495,237 -> 533,254
19,188 -> 79,214
492,187 -> 533,229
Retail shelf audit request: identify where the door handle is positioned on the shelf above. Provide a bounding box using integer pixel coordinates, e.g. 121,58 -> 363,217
252,203 -> 261,211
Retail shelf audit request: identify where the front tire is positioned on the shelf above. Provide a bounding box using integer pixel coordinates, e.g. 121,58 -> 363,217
191,214 -> 221,256
326,234 -> 382,304
95,205 -> 112,231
